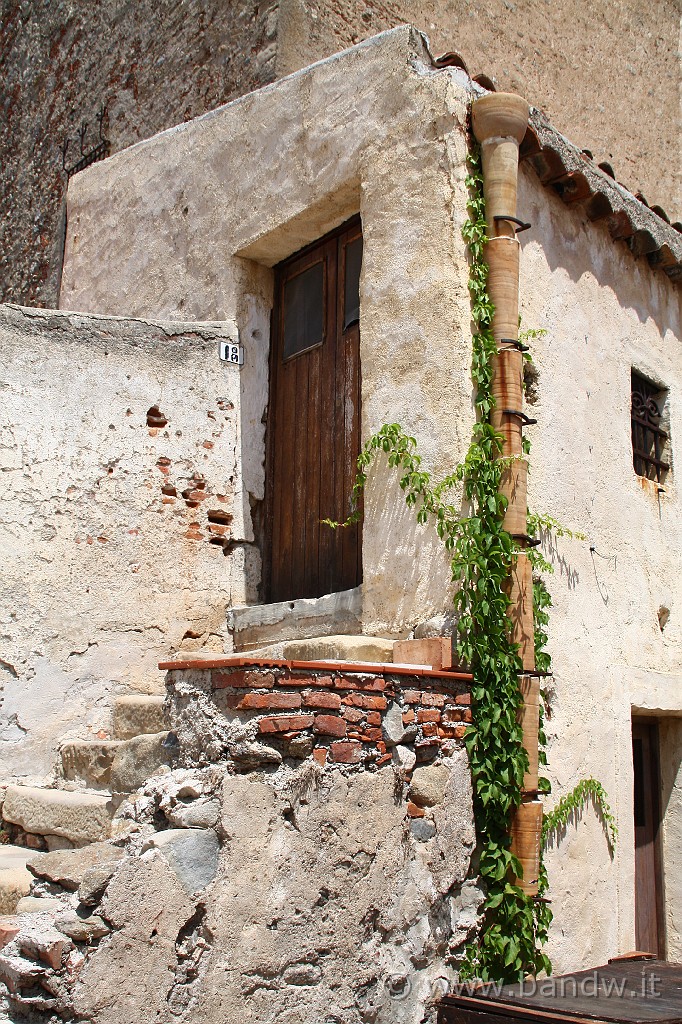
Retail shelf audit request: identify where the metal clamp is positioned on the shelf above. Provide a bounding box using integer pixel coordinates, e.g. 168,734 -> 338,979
510,533 -> 542,548
494,215 -> 531,233
503,409 -> 538,426
500,337 -> 530,352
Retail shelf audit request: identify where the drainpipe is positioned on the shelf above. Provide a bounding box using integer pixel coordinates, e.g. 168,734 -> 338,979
472,93 -> 542,897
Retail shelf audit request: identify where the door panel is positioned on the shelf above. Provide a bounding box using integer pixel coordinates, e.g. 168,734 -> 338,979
633,719 -> 665,956
266,218 -> 362,603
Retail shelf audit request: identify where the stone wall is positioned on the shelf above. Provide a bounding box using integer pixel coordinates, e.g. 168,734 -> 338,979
0,303 -> 256,782
0,665 -> 481,1023
0,0 -> 278,308
2,1 -> 679,310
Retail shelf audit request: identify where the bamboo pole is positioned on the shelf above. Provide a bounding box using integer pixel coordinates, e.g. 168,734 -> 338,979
472,92 -> 542,896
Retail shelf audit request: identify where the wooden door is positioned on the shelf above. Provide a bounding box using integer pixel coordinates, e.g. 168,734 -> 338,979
265,218 -> 362,603
632,719 -> 665,956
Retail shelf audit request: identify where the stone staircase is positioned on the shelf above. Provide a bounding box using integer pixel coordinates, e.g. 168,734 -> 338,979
0,694 -> 173,914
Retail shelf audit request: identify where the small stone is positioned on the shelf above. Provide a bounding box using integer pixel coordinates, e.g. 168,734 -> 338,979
18,930 -> 73,970
410,818 -> 436,842
288,735 -> 315,759
78,863 -> 120,906
166,798 -> 221,829
27,842 -> 125,891
54,910 -> 110,942
0,916 -> 20,949
408,764 -> 450,807
15,897 -> 64,915
283,962 -> 322,986
230,742 -> 282,770
392,745 -> 416,772
142,829 -> 219,893
382,703 -> 416,747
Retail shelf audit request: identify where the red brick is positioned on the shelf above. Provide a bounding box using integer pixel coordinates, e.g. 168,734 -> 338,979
313,747 -> 327,767
421,692 -> 446,707
463,709 -> 473,723
376,752 -> 393,767
442,708 -> 463,723
213,670 -> 274,690
422,722 -> 438,737
403,689 -> 422,704
402,709 -> 416,725
454,725 -> 467,739
238,692 -> 301,711
359,728 -> 382,742
282,674 -> 334,689
0,918 -> 20,950
456,693 -> 472,705
438,726 -> 459,738
330,740 -> 363,764
376,740 -> 387,755
313,715 -> 347,738
342,708 -> 364,724
417,709 -> 441,723
336,675 -> 386,692
366,712 -> 381,727
347,730 -> 361,740
407,801 -> 425,818
342,694 -> 387,710
258,714 -> 314,734
303,691 -> 342,710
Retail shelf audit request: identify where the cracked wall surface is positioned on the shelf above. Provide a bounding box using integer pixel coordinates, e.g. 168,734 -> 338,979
0,303 -> 258,782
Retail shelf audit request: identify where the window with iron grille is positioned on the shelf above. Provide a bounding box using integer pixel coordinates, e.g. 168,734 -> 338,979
631,370 -> 671,484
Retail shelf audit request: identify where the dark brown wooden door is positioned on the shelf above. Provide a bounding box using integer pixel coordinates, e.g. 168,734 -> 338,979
633,720 -> 665,956
265,218 -> 362,603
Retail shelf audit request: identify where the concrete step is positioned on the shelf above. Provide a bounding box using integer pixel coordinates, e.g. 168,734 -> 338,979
113,695 -> 168,739
0,847 -> 33,915
60,732 -> 177,792
2,786 -> 112,846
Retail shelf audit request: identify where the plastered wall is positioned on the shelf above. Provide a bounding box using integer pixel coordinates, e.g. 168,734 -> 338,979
59,27 -> 476,639
0,305 -> 256,782
517,164 -> 682,969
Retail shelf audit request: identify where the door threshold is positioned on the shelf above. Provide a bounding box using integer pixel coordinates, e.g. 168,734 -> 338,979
227,587 -> 362,652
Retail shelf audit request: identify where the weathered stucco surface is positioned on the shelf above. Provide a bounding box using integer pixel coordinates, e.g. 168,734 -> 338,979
60,27 -> 474,639
0,304 -> 255,781
517,165 -> 682,970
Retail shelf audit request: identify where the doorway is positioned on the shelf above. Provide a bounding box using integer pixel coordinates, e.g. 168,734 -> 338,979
264,217 -> 363,603
632,718 -> 665,955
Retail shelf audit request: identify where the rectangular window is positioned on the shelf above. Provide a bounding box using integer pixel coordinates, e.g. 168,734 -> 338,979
631,370 -> 670,484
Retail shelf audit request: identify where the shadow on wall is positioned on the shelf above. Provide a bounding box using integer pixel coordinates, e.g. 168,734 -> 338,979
518,167 -> 680,340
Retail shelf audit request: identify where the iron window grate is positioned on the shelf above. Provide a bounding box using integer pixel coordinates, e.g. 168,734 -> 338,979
631,371 -> 670,484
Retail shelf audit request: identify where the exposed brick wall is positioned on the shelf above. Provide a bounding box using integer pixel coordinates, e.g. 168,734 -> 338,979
0,0 -> 278,307
208,664 -> 472,767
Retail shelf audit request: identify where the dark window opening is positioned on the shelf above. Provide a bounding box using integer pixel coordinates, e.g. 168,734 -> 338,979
343,234 -> 362,330
631,370 -> 670,484
282,260 -> 325,361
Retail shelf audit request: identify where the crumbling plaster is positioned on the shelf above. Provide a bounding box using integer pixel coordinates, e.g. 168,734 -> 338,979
0,304 -> 255,782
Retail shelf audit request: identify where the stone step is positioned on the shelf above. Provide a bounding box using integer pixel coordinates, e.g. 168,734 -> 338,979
0,847 -> 33,915
61,732 -> 177,792
281,634 -> 395,664
112,695 -> 168,739
61,739 -> 123,789
2,786 -> 113,846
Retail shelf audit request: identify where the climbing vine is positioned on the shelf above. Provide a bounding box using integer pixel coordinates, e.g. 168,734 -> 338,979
324,143 -> 615,983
